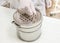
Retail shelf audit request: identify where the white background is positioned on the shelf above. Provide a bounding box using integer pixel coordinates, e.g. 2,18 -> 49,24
0,6 -> 60,43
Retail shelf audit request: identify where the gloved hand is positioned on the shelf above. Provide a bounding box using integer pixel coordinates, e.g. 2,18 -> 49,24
18,0 -> 36,15
0,0 -> 36,15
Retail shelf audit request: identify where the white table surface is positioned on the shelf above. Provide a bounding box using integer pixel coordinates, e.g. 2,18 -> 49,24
0,6 -> 60,43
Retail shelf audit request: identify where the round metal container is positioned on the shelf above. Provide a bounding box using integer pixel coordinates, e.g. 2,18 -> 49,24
13,8 -> 43,42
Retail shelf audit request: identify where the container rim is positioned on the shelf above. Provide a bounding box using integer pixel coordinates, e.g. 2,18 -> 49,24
13,8 -> 43,28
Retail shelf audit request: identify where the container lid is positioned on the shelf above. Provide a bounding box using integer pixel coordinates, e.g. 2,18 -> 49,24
13,9 -> 42,28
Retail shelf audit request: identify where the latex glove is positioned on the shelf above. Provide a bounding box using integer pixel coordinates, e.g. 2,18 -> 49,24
18,0 -> 36,15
